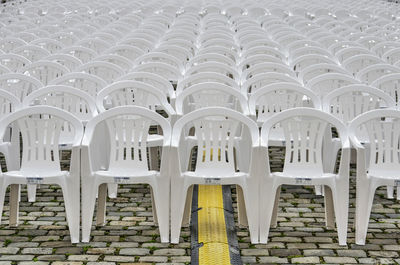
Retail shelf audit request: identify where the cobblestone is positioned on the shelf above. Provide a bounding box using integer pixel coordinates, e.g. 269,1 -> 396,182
0,149 -> 399,264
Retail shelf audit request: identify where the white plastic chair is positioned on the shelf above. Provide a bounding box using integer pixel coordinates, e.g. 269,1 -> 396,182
135,52 -> 185,75
22,85 -> 98,202
0,73 -> 44,101
176,72 -> 240,96
77,61 -> 124,84
241,62 -> 296,84
249,82 -> 321,127
44,54 -> 83,71
0,90 -> 21,171
370,73 -> 400,106
0,37 -> 27,53
96,80 -> 175,117
355,64 -> 400,85
342,54 -> 384,76
13,45 -> 51,62
242,72 -> 301,95
382,48 -> 400,65
290,54 -> 339,74
259,107 -> 350,245
0,106 -> 83,243
175,82 -> 249,118
105,45 -> 145,62
185,62 -> 240,84
94,54 -> 133,72
50,72 -> 107,98
298,63 -> 351,85
170,107 -> 260,243
0,54 -> 31,73
307,73 -> 360,97
322,84 -> 396,173
349,109 -> 400,245
30,38 -> 65,54
81,106 -> 171,242
133,62 -> 183,85
61,46 -> 98,64
21,61 -> 69,86
117,72 -> 175,106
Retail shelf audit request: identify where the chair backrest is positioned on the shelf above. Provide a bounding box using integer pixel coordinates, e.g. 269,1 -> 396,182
175,82 -> 249,115
96,80 -> 175,116
0,89 -> 21,115
44,54 -> 83,71
0,73 -> 44,101
176,72 -> 239,95
371,73 -> 400,107
50,72 -> 107,98
0,53 -> 31,72
0,106 -> 83,173
342,54 -> 384,75
355,64 -> 400,85
249,82 -> 321,124
323,84 -> 396,124
21,60 -> 69,86
261,108 -> 348,177
77,61 -> 124,84
83,106 -> 171,173
13,45 -> 51,62
132,62 -> 183,83
242,72 -> 301,94
307,73 -> 360,97
172,107 -> 259,176
349,109 -> 400,173
298,63 -> 350,85
23,85 -> 98,123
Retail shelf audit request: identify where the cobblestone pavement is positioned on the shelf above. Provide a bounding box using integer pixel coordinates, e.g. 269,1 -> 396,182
0,149 -> 400,264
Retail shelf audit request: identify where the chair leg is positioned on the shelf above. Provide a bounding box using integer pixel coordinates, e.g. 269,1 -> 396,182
242,183 -> 259,244
170,180 -> 187,244
96,183 -> 108,226
355,183 -> 376,245
236,185 -> 248,226
259,183 -> 278,244
271,186 -> 281,228
387,186 -> 394,199
331,182 -> 349,246
152,181 -> 170,243
9,184 -> 20,226
62,181 -> 80,243
107,184 -> 117,198
82,181 -> 98,243
314,185 -> 323,196
324,185 -> 335,229
397,187 -> 400,201
27,184 -> 37,202
182,185 -> 193,226
0,180 -> 7,225
150,187 -> 158,226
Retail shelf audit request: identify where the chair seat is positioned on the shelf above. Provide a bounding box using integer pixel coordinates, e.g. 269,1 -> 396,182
4,170 -> 68,179
94,169 -> 158,178
183,171 -> 247,179
368,170 -> 400,180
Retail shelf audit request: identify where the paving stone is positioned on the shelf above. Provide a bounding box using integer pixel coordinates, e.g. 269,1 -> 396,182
303,249 -> 335,256
270,248 -> 301,256
337,249 -> 367,257
119,248 -> 150,255
291,256 -> 320,263
153,249 -> 186,256
0,247 -> 19,254
241,249 -> 269,256
139,256 -> 168,262
258,256 -> 288,263
323,257 -> 358,263
369,251 -> 399,258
